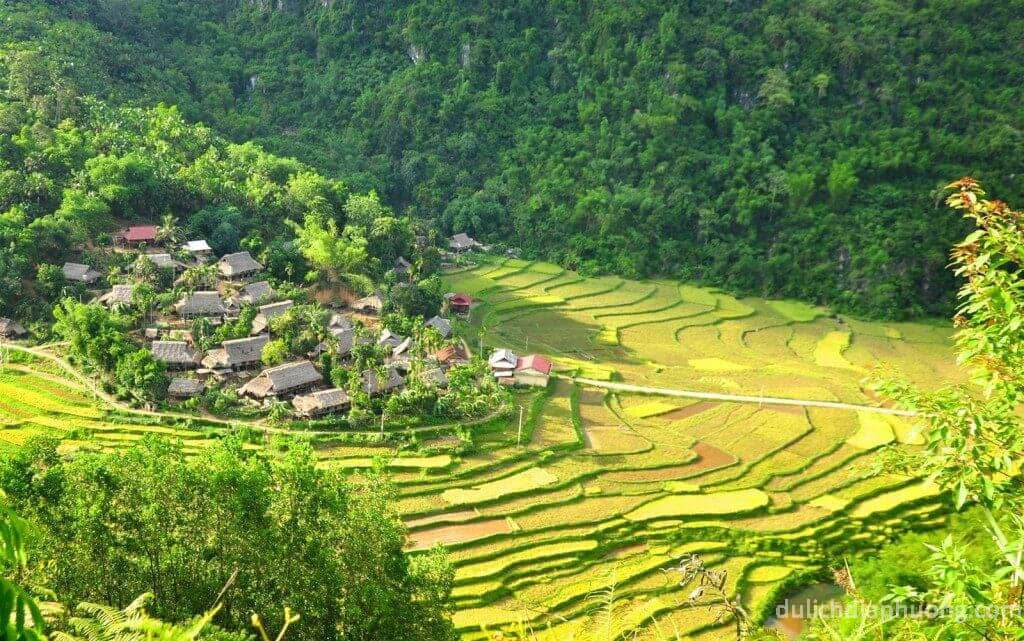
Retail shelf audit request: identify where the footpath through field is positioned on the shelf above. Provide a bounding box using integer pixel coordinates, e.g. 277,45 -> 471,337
570,377 -> 919,417
1,342 -> 507,437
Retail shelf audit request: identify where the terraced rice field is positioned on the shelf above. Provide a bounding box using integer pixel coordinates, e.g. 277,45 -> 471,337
421,256 -> 962,638
0,258 -> 963,640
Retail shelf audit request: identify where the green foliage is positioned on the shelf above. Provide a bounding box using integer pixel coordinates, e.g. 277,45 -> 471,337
267,304 -> 328,355
850,181 -> 1024,639
53,299 -> 168,401
4,0 -> 1021,318
52,594 -> 220,641
0,499 -> 45,641
287,215 -> 368,280
0,437 -> 456,641
838,509 -> 992,607
261,339 -> 288,366
435,362 -> 509,420
385,276 -> 444,318
203,305 -> 258,351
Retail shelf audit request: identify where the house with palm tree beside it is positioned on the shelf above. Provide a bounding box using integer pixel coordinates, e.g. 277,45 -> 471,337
115,225 -> 158,247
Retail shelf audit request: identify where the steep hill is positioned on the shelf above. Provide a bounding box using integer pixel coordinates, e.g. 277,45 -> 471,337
3,0 -> 1024,317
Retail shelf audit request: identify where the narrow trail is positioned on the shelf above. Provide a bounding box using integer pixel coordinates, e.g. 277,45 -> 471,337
1,343 -> 505,438
570,377 -> 919,417
3,343 -> 248,427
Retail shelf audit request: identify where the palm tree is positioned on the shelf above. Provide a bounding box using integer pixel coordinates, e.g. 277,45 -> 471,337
179,264 -> 217,290
156,213 -> 181,246
300,305 -> 329,344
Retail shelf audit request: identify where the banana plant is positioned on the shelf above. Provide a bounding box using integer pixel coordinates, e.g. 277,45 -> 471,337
0,501 -> 45,641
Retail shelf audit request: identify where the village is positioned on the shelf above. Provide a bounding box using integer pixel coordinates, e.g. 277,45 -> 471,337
0,226 -> 551,423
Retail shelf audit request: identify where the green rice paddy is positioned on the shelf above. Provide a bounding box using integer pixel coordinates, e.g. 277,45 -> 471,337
0,256 -> 963,640
427,256 -> 960,638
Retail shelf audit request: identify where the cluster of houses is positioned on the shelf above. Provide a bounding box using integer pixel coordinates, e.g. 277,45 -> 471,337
149,274 -> 474,417
2,226 -> 556,422
39,225 -> 483,418
100,228 -> 483,413
151,292 -> 474,416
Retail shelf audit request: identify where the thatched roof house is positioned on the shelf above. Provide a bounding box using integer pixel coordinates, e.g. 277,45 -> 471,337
292,388 -> 350,417
167,377 -> 204,398
352,293 -> 384,314
240,361 -> 323,399
424,315 -> 452,339
392,256 -> 412,279
250,300 -> 293,335
150,341 -> 199,370
145,253 -> 183,271
420,368 -> 448,389
333,328 -> 356,357
328,313 -> 353,331
378,329 -> 405,349
449,232 -> 481,252
361,367 -> 406,396
174,291 -> 226,318
0,318 -> 27,339
98,284 -> 135,308
392,336 -> 413,357
241,281 -> 273,304
217,251 -> 262,279
328,327 -> 369,357
63,262 -> 102,284
202,335 -> 269,370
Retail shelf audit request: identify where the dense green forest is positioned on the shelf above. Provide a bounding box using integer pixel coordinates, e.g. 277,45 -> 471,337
3,0 -> 1023,316
0,436 -> 455,641
0,88 -> 445,324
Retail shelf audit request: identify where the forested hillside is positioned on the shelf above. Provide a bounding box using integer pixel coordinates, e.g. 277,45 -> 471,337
3,0 -> 1023,317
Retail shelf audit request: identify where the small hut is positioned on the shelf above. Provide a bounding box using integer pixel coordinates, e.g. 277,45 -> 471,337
240,361 -> 323,400
150,341 -> 200,370
167,378 -> 204,399
292,388 -> 351,418
0,318 -> 27,339
217,251 -> 262,280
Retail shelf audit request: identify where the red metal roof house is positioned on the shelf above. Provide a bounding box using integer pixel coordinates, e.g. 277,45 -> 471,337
514,354 -> 553,387
448,293 -> 473,315
118,225 -> 158,246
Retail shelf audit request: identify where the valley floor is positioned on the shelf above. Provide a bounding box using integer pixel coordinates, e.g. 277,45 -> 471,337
0,256 -> 962,640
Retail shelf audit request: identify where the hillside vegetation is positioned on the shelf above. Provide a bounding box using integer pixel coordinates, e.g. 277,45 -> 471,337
4,0 -> 1023,317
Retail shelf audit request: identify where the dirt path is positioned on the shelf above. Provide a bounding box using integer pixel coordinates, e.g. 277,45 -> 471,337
2,343 -> 508,438
570,377 -> 919,417
3,343 -> 248,426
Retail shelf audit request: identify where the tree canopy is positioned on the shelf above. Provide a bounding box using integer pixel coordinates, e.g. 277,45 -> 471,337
4,0 -> 1022,317
0,436 -> 455,641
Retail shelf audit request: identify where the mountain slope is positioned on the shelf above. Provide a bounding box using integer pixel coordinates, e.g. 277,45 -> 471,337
4,0 -> 1023,317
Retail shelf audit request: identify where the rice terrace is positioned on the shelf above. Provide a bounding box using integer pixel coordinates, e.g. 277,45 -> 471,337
0,254 -> 961,640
